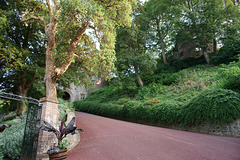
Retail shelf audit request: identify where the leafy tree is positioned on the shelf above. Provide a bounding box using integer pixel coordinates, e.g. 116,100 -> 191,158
145,0 -> 179,64
175,0 -> 239,64
21,0 -> 136,101
115,1 -> 156,87
0,0 -> 46,114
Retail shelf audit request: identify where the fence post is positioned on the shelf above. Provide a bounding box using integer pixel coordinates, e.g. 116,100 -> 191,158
36,98 -> 59,160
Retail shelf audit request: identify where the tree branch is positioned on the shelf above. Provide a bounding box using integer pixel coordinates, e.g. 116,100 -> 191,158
21,16 -> 47,28
54,22 -> 89,79
46,0 -> 53,17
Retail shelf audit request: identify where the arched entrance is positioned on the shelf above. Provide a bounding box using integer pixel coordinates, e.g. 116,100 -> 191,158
62,91 -> 71,101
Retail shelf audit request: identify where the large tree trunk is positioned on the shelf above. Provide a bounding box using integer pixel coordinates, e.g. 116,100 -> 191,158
16,87 -> 28,115
202,49 -> 210,64
16,75 -> 36,115
45,47 -> 58,101
44,22 -> 88,101
21,0 -> 88,101
19,88 -> 28,115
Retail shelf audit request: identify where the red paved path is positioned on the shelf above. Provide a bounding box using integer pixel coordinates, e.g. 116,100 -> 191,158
67,112 -> 240,160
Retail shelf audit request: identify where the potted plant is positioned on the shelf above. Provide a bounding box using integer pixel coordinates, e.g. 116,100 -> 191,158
37,117 -> 80,159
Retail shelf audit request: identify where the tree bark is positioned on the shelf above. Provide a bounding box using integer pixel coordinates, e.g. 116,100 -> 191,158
134,64 -> 144,87
16,75 -> 36,114
160,40 -> 167,64
202,49 -> 210,64
136,72 -> 144,87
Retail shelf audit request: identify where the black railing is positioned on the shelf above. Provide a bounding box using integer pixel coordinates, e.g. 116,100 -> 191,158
0,92 -> 42,160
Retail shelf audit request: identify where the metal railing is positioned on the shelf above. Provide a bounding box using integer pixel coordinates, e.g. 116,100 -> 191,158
0,92 -> 42,160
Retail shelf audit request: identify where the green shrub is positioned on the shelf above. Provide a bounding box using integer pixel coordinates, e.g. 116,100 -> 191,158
180,89 -> 240,126
0,115 -> 26,160
146,98 -> 160,105
169,56 -> 206,71
211,42 -> 240,65
74,98 -> 182,126
117,97 -> 131,105
58,99 -> 74,121
218,62 -> 240,92
121,101 -> 147,120
109,76 -> 138,97
149,102 -> 181,125
135,83 -> 165,100
74,100 -> 123,118
143,73 -> 181,86
0,99 -> 11,114
0,151 -> 3,160
135,86 -> 152,99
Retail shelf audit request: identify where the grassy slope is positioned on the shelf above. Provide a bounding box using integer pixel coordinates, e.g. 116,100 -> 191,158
74,61 -> 240,127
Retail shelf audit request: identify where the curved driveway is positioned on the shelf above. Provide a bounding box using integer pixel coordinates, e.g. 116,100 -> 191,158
67,112 -> 240,160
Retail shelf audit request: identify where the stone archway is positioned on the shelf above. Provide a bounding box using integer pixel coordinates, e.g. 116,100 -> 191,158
62,91 -> 71,102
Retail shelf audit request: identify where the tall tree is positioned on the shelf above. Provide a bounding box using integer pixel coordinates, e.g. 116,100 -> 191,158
0,0 -> 46,114
21,0 -> 135,101
115,1 -> 156,87
145,0 -> 179,64
175,0 -> 238,63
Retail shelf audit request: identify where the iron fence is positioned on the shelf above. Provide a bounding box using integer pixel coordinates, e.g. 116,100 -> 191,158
0,92 -> 42,160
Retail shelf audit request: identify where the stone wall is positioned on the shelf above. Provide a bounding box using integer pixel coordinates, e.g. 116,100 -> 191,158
62,78 -> 108,103
198,119 -> 240,137
62,83 -> 87,103
184,119 -> 240,137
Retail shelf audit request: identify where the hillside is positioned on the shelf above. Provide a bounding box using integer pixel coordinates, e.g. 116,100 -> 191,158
74,58 -> 240,135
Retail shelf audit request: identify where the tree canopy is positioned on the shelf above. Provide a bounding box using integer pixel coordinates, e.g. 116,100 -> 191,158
21,0 -> 136,101
0,0 -> 239,103
115,1 -> 156,87
0,0 -> 46,113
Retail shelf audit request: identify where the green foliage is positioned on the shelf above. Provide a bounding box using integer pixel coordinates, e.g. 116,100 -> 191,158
145,98 -> 160,105
149,102 -> 181,125
215,58 -> 240,92
59,139 -> 70,150
75,59 -> 240,128
75,88 -> 240,127
0,99 -> 10,114
58,99 -> 75,121
0,115 -> 26,160
0,151 -> 3,160
135,83 -> 165,99
117,97 -> 131,105
219,66 -> 240,92
0,0 -> 46,104
169,56 -> 207,72
115,1 -> 157,87
180,89 -> 240,126
143,72 -> 181,86
74,100 -> 123,119
211,42 -> 240,65
74,98 -> 182,125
